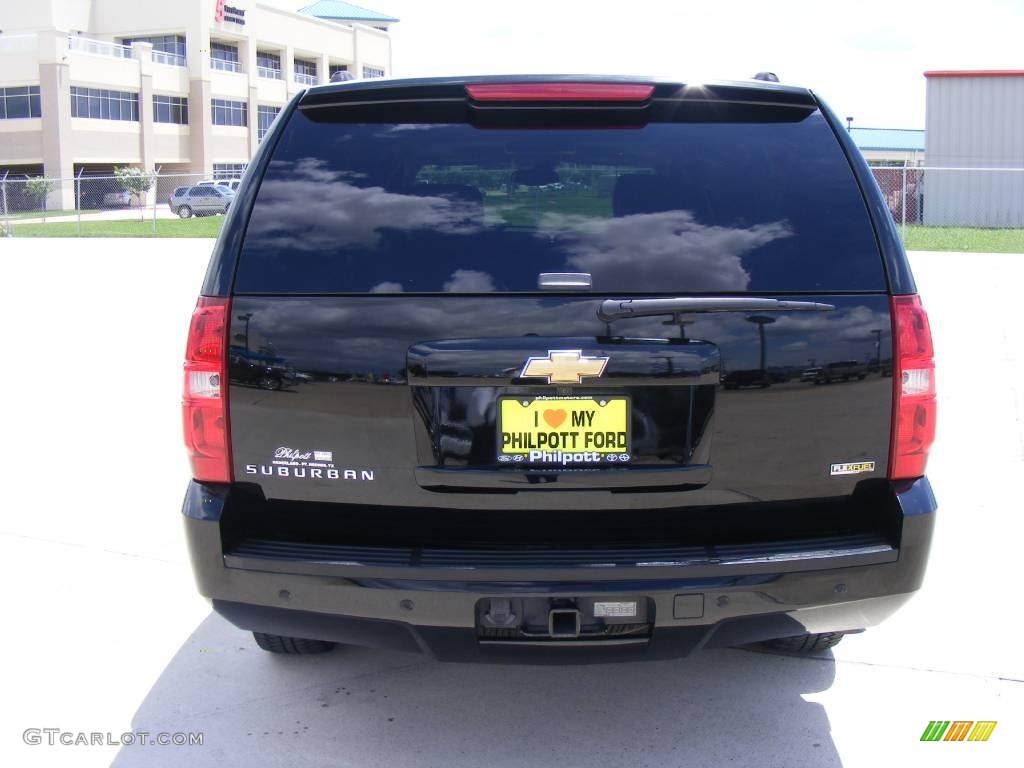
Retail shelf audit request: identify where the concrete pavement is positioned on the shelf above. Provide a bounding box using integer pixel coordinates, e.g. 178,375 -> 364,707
0,240 -> 1021,767
8,206 -> 185,225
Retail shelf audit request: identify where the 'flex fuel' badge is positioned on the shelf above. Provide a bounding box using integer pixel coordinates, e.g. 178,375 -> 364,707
830,461 -> 876,476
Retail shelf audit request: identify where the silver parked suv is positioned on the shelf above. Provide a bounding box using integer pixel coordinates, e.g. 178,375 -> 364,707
168,185 -> 234,218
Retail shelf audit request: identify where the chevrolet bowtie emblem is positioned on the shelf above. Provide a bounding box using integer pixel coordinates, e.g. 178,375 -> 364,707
519,350 -> 609,384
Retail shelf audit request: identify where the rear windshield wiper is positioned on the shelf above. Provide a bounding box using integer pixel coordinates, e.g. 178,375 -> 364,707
598,297 -> 835,322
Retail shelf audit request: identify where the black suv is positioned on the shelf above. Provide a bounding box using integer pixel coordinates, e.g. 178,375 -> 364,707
181,76 -> 937,661
815,360 -> 870,384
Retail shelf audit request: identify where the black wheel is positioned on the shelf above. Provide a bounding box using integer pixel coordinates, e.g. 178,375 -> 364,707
258,376 -> 281,391
253,632 -> 335,654
177,205 -> 192,219
760,632 -> 847,654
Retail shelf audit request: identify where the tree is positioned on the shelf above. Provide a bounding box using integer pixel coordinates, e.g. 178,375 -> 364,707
25,176 -> 54,217
115,166 -> 156,220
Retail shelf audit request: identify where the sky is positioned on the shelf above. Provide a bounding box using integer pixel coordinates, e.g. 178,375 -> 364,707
280,0 -> 1024,129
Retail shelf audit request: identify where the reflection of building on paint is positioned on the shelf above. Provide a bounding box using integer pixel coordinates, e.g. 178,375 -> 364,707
0,0 -> 396,208
923,70 -> 1024,227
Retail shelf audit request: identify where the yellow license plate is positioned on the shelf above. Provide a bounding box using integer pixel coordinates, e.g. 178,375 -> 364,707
497,396 -> 631,465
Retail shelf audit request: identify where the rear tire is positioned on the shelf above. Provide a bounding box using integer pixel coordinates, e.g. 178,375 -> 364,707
760,632 -> 847,654
252,632 -> 335,654
177,205 -> 192,219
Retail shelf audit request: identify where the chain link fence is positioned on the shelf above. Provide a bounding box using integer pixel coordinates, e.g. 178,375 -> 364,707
869,166 -> 1024,253
0,171 -> 237,238
2,166 -> 1023,252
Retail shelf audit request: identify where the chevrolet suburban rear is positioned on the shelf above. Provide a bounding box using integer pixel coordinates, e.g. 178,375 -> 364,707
181,76 -> 937,661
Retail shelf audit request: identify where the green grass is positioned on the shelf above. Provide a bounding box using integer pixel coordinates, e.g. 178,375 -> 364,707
6,209 -> 1023,253
903,225 -> 1024,253
485,188 -> 610,227
9,216 -> 223,238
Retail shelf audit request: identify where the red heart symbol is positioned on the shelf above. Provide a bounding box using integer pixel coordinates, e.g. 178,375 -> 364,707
543,409 -> 567,428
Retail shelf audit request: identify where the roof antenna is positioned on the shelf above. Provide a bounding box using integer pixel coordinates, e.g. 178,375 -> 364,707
752,72 -> 779,82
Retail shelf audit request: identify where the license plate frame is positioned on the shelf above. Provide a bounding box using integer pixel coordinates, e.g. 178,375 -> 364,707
496,395 -> 631,466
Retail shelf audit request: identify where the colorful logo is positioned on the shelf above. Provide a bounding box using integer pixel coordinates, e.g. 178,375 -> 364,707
920,721 -> 997,742
519,350 -> 609,385
214,0 -> 225,23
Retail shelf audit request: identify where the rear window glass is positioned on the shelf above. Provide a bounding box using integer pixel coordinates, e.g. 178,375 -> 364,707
235,106 -> 884,293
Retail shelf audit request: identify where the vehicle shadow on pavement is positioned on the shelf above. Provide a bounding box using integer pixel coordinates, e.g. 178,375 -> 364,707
114,612 -> 840,767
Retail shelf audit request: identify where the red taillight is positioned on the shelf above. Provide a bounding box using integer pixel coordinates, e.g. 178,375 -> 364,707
889,294 -> 936,480
183,296 -> 232,483
465,83 -> 655,102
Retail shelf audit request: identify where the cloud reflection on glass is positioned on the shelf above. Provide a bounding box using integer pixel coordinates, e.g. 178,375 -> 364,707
537,211 -> 793,292
245,159 -> 484,252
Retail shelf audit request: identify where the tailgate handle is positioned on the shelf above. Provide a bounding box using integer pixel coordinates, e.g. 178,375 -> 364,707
598,297 -> 835,322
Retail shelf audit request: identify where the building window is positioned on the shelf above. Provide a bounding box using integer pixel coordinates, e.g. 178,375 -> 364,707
0,86 -> 41,119
122,34 -> 186,57
329,64 -> 349,77
213,163 -> 247,180
256,51 -> 282,80
211,98 -> 247,127
257,105 -> 281,141
153,95 -> 188,124
121,34 -> 186,66
70,87 -> 139,121
294,58 -> 318,85
362,66 -> 385,79
210,42 -> 240,72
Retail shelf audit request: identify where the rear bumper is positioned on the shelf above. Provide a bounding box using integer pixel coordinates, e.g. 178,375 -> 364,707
183,478 -> 936,662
